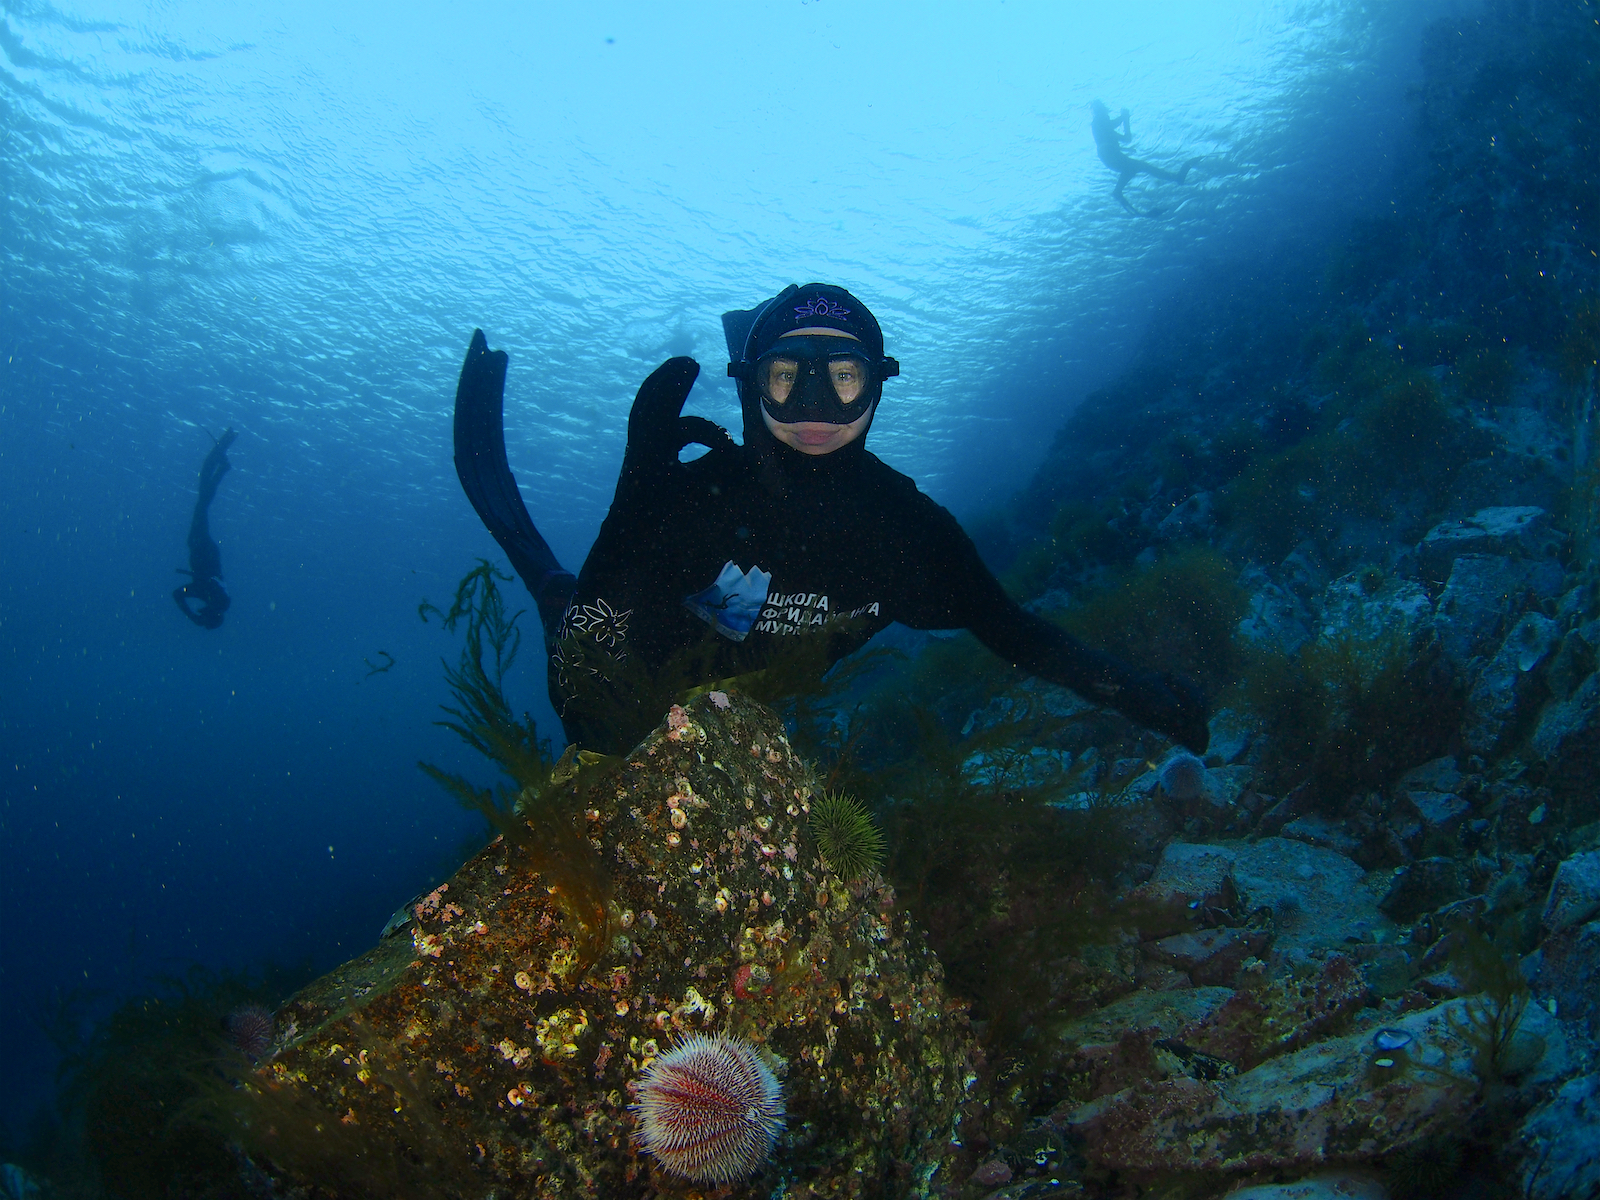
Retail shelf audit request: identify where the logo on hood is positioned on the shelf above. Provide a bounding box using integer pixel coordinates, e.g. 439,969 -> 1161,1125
794,295 -> 851,320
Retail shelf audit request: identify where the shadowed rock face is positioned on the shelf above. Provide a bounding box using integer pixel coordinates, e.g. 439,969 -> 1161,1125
248,693 -> 978,1199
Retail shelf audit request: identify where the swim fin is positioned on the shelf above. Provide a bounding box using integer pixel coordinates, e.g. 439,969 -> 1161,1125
452,329 -> 576,637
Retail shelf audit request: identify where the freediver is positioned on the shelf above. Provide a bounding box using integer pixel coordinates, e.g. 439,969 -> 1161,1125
172,428 -> 237,629
452,284 -> 1209,756
1091,100 -> 1202,218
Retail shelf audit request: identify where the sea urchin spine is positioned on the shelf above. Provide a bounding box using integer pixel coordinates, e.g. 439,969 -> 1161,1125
809,791 -> 885,881
630,1032 -> 784,1184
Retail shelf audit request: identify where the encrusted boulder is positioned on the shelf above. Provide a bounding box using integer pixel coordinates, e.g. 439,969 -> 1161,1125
246,694 -> 978,1199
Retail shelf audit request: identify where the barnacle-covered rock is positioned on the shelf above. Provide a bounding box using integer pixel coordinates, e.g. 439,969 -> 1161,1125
247,694 -> 978,1198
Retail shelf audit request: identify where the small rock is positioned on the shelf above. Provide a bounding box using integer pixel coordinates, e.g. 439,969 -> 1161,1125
1397,756 -> 1462,794
1281,814 -> 1362,856
1145,927 -> 1270,987
1541,850 -> 1600,934
1318,573 -> 1434,648
1223,1170 -> 1388,1199
1404,790 -> 1470,835
1204,764 -> 1256,810
1061,996 -> 1567,1176
1206,708 -> 1257,766
1256,780 -> 1315,836
1527,919 -> 1600,1039
1137,842 -> 1239,916
1237,577 -> 1314,654
969,1158 -> 1012,1187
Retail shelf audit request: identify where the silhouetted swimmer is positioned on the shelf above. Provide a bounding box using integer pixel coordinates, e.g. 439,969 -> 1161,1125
173,428 -> 236,629
1091,100 -> 1201,218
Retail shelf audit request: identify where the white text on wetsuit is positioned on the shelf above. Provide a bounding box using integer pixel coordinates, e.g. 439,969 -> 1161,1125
753,591 -> 881,635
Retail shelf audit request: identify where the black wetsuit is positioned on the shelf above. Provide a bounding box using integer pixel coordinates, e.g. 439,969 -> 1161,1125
454,335 -> 1209,757
173,429 -> 237,629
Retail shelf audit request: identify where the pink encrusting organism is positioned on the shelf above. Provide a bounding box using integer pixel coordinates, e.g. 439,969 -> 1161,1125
630,1032 -> 785,1184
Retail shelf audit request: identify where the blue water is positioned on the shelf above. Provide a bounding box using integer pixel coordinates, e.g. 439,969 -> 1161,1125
0,0 -> 1463,1142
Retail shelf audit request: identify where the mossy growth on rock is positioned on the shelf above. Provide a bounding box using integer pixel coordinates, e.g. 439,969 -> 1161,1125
1232,625 -> 1464,800
1215,325 -> 1490,559
1001,496 -> 1140,598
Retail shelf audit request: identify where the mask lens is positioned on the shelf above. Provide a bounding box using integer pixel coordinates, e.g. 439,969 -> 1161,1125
826,354 -> 868,405
763,357 -> 800,404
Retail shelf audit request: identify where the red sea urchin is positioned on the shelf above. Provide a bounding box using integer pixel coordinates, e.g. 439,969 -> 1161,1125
630,1032 -> 785,1184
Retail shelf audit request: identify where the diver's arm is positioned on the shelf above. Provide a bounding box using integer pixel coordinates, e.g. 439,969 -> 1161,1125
916,503 -> 1209,752
969,600 -> 1209,754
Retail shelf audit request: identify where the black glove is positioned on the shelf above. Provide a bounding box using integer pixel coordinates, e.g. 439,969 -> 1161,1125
617,357 -> 734,498
1116,668 -> 1210,755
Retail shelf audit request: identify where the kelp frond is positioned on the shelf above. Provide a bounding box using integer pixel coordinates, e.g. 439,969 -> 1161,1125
419,561 -> 613,979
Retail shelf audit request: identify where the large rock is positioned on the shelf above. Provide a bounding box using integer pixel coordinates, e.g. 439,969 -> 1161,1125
1059,996 -> 1567,1177
1417,506 -> 1556,578
1541,850 -> 1600,935
1461,611 -> 1561,758
1433,554 -> 1534,671
247,695 -> 977,1199
1528,919 -> 1600,1040
1529,671 -> 1600,795
1237,574 -> 1314,655
1316,573 -> 1434,649
1221,838 -> 1395,956
1516,1073 -> 1600,1200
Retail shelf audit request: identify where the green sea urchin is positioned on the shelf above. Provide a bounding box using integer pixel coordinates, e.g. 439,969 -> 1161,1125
809,792 -> 885,881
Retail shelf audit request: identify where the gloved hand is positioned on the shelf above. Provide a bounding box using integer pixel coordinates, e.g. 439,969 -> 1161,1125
619,357 -> 734,491
1117,668 -> 1210,755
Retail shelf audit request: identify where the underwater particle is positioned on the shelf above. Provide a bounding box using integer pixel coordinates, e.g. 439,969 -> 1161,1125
808,791 -> 885,881
630,1032 -> 785,1184
1157,751 -> 1207,801
226,1004 -> 276,1061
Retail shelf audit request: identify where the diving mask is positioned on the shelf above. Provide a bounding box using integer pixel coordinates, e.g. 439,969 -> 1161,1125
733,335 -> 898,426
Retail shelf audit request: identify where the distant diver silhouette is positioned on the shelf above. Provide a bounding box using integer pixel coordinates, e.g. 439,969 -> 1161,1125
173,428 -> 237,629
1091,100 -> 1201,218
